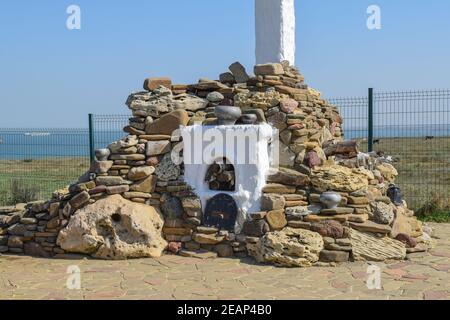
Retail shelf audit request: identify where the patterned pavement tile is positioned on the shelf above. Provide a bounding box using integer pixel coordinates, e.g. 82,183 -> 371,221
0,223 -> 449,300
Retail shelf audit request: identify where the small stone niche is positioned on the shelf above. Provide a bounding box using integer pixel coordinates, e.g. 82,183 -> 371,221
205,158 -> 236,192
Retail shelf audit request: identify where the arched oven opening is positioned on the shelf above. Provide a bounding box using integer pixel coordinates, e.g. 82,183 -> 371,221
204,157 -> 235,192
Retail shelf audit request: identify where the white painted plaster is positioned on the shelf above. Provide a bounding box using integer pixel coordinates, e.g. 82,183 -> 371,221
255,0 -> 296,65
180,124 -> 275,232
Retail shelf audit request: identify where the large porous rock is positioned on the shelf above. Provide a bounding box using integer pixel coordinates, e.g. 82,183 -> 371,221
376,163 -> 398,183
57,195 -> 167,260
234,90 -> 288,111
350,229 -> 406,262
370,201 -> 395,225
173,94 -> 208,111
108,135 -> 138,153
155,153 -> 181,181
310,165 -> 369,193
126,88 -> 174,117
247,227 -> 324,267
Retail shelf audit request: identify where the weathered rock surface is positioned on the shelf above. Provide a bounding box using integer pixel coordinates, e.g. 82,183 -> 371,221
261,194 -> 285,211
146,110 -> 189,135
395,233 -> 417,248
192,233 -> 224,245
247,227 -> 324,267
214,244 -> 234,258
129,176 -> 157,193
262,183 -> 296,194
179,249 -> 217,259
319,250 -> 349,263
278,142 -> 296,167
146,140 -> 171,156
311,165 -> 369,193
234,91 -> 288,111
160,194 -> 184,219
376,163 -> 398,182
57,195 -> 167,260
91,160 -> 113,174
108,136 -> 138,153
349,220 -> 391,234
243,219 -> 270,237
350,229 -> 406,261
155,153 -> 181,181
95,176 -> 126,186
143,77 -> 172,91
391,207 -> 423,238
127,166 -> 155,181
371,201 -> 395,225
265,210 -> 287,231
254,63 -> 285,76
310,220 -> 344,239
266,168 -> 310,186
206,91 -> 224,103
173,94 -> 208,112
24,242 -> 50,258
229,62 -> 250,83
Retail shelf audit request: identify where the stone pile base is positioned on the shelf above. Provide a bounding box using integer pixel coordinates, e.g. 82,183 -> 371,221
0,61 -> 434,266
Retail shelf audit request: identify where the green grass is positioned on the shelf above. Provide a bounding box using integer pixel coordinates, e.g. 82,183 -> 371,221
0,157 -> 89,205
417,210 -> 450,223
354,136 -> 450,212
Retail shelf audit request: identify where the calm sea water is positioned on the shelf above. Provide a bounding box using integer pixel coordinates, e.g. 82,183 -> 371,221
0,130 -> 124,160
0,125 -> 449,160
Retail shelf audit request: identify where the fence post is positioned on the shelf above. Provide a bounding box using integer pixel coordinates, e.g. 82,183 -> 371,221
88,113 -> 95,163
368,88 -> 374,152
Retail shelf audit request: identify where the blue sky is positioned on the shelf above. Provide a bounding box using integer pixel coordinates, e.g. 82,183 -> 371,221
0,0 -> 449,127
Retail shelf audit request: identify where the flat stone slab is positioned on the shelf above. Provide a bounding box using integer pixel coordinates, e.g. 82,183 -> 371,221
350,229 -> 406,261
321,207 -> 355,216
349,220 -> 392,234
179,249 -> 217,260
0,207 -> 16,214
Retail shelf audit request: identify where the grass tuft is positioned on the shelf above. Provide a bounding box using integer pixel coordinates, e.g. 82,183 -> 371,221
8,178 -> 40,205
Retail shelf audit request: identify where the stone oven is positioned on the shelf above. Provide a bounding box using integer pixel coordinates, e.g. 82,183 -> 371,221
181,123 -> 276,233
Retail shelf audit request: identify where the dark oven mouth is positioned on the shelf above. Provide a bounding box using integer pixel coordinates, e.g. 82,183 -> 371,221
204,193 -> 238,231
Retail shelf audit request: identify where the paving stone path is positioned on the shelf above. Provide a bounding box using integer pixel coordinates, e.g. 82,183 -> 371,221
0,223 -> 449,300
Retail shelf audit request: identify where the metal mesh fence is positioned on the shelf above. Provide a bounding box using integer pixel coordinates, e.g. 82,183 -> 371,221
328,96 -> 369,152
0,115 -> 131,205
372,90 -> 450,211
328,89 -> 450,211
91,114 -> 130,151
0,128 -> 91,205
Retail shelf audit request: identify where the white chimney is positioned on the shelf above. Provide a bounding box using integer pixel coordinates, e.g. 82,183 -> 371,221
255,0 -> 296,65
